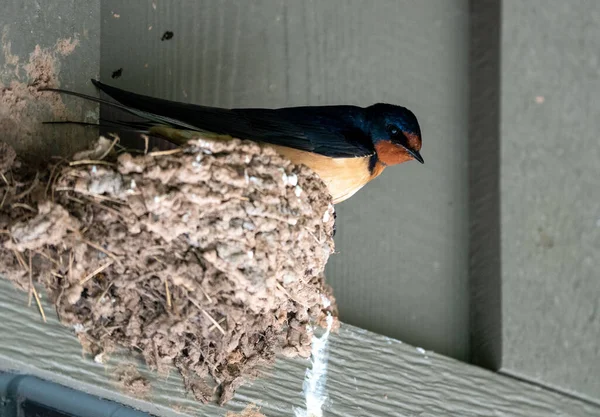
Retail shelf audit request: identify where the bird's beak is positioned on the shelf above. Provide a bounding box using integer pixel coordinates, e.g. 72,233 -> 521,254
405,147 -> 424,164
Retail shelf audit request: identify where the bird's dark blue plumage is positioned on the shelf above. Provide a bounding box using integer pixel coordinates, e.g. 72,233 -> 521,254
87,80 -> 420,160
366,103 -> 422,138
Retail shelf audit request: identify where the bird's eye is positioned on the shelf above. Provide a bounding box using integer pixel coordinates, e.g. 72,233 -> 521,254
387,125 -> 400,136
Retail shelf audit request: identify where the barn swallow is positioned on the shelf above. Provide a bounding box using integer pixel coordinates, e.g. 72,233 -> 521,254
41,80 -> 423,204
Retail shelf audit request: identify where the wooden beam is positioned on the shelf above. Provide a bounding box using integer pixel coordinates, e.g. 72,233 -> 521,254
0,279 -> 597,417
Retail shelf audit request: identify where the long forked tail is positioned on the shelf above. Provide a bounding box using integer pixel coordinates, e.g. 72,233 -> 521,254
39,80 -> 203,134
42,118 -> 155,134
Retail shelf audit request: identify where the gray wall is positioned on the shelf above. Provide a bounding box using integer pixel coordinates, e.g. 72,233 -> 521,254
101,0 -> 471,361
499,0 -> 600,401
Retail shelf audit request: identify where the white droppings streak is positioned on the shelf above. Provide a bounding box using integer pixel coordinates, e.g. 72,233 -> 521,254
295,314 -> 334,417
295,185 -> 303,197
247,250 -> 254,259
91,165 -> 97,174
322,211 -> 330,223
130,179 -> 136,189
320,294 -> 331,308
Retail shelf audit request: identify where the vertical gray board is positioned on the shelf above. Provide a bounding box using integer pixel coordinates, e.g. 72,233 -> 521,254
100,0 -> 470,361
500,0 -> 600,402
468,0 -> 502,370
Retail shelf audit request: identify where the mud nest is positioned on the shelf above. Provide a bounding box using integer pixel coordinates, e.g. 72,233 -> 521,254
0,137 -> 338,404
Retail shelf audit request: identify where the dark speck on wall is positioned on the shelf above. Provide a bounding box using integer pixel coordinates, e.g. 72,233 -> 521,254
537,228 -> 555,249
161,31 -> 174,41
111,68 -> 123,79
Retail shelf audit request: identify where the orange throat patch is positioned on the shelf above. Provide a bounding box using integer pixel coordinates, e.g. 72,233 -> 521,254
374,140 -> 415,166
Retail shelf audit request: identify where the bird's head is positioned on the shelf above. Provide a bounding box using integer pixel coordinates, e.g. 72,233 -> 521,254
366,103 -> 423,166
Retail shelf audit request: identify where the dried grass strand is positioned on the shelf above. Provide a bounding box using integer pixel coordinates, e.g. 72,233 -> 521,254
78,260 -> 114,285
45,159 -> 65,199
68,160 -> 116,167
187,297 -> 225,335
80,239 -> 122,265
142,134 -> 149,155
164,278 -> 172,310
0,172 -> 9,186
200,287 -> 213,303
34,250 -> 61,266
11,203 -> 37,212
13,249 -> 28,271
209,318 -> 226,332
98,135 -> 120,160
148,148 -> 182,157
28,253 -> 33,307
0,190 -> 8,209
14,171 -> 39,200
68,250 -> 73,282
95,281 -> 114,305
32,284 -> 47,323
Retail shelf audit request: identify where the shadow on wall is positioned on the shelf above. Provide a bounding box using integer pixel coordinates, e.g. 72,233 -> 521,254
468,0 -> 502,371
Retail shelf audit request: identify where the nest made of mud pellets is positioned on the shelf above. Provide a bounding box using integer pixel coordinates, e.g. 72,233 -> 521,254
0,136 -> 338,404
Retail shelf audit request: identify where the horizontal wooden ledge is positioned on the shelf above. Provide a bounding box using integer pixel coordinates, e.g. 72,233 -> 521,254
0,278 -> 597,417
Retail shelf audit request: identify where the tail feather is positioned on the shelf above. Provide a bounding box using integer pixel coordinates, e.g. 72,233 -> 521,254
88,80 -> 249,139
41,80 -> 241,148
39,84 -> 202,133
41,118 -> 178,150
43,118 -> 140,127
42,120 -> 100,127
42,119 -> 153,135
